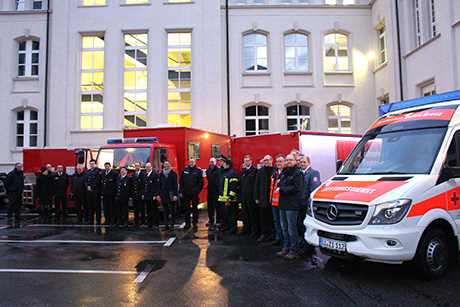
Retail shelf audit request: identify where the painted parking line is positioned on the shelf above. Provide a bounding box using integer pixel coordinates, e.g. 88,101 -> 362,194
0,226 -> 10,230
164,237 -> 176,247
0,269 -> 150,283
0,239 -> 168,244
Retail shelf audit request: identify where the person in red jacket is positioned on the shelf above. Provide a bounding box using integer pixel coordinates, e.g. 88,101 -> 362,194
269,154 -> 286,246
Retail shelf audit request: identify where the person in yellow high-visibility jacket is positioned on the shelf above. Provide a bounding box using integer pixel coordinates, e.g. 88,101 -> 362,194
217,155 -> 239,233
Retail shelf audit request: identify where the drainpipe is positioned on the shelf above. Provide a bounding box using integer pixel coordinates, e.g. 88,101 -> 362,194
225,0 -> 231,135
43,0 -> 51,147
395,0 -> 404,101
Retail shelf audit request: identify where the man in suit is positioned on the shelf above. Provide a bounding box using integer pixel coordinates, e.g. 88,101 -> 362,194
205,157 -> 220,230
52,164 -> 69,222
254,155 -> 276,242
143,162 -> 160,230
159,160 -> 178,230
116,166 -> 132,227
71,164 -> 86,224
132,161 -> 145,227
238,155 -> 258,235
85,159 -> 102,225
101,162 -> 118,226
179,157 -> 204,231
299,155 -> 321,254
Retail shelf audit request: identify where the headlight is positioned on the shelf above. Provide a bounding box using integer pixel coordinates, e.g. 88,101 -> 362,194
369,199 -> 412,225
306,198 -> 313,217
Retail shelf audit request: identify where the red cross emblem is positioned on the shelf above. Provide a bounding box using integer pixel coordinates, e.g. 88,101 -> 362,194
451,191 -> 459,207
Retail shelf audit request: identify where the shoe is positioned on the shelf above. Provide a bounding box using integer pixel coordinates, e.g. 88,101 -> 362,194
205,221 -> 214,227
276,250 -> 289,258
269,239 -> 283,246
152,225 -> 159,230
162,226 -> 169,231
257,235 -> 270,243
215,222 -> 222,228
208,224 -> 216,231
284,252 -> 300,260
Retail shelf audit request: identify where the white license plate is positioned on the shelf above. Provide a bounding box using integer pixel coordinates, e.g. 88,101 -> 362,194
319,237 -> 347,252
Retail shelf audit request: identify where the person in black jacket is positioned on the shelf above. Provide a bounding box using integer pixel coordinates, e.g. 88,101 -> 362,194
254,155 -> 276,242
71,164 -> 86,224
101,162 -> 118,226
205,157 -> 220,230
52,164 -> 69,221
179,157 -> 204,230
132,161 -> 145,227
116,166 -> 132,227
159,160 -> 178,230
85,159 -> 102,225
5,162 -> 24,224
239,155 -> 258,235
143,162 -> 160,230
218,156 -> 239,234
37,167 -> 53,224
276,154 -> 304,261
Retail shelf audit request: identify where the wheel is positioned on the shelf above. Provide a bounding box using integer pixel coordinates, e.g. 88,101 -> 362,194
413,228 -> 450,280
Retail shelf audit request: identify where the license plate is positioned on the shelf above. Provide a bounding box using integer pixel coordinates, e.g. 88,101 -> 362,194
319,237 -> 347,252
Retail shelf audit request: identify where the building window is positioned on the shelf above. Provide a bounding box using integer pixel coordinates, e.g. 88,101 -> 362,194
81,35 -> 104,129
287,104 -> 310,131
16,110 -> 38,148
421,82 -> 436,96
167,0 -> 192,2
211,145 -> 221,158
415,0 -> 422,46
16,0 -> 25,10
245,105 -> 269,136
324,33 -> 348,71
243,33 -> 268,71
18,40 -> 39,77
254,0 -> 264,4
328,104 -> 351,134
414,0 -> 437,47
281,0 -> 291,4
236,0 -> 246,4
168,32 -> 191,127
299,0 -> 309,3
325,0 -> 354,4
33,0 -> 42,9
377,25 -> 386,65
83,0 -> 106,5
125,0 -> 149,3
124,33 -> 148,128
284,33 -> 308,72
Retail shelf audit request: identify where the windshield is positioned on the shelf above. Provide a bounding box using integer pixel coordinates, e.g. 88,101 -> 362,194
340,127 -> 447,175
96,147 -> 151,170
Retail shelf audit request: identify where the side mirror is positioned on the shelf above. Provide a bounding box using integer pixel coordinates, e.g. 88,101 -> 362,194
436,165 -> 460,185
74,149 -> 85,164
336,160 -> 343,172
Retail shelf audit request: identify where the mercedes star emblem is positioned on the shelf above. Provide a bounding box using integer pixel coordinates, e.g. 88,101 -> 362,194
326,204 -> 339,221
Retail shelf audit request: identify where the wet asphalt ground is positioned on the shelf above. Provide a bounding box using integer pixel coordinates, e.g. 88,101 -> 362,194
0,210 -> 460,307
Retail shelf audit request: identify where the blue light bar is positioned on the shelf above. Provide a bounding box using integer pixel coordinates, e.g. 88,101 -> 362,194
107,139 -> 123,144
379,90 -> 460,116
107,137 -> 158,144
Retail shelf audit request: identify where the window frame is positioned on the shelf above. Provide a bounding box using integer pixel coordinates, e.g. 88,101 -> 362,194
15,109 -> 38,148
327,103 -> 352,134
188,142 -> 201,160
82,0 -> 107,6
377,25 -> 387,66
17,39 -> 39,77
283,31 -> 309,72
323,32 -> 350,72
286,103 -> 311,131
242,32 -> 269,72
244,104 -> 270,136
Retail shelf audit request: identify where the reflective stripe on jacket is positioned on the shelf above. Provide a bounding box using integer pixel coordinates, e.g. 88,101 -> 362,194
218,167 -> 239,202
270,170 -> 282,206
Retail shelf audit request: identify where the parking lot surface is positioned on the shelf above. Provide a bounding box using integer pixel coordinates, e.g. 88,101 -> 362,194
0,212 -> 460,306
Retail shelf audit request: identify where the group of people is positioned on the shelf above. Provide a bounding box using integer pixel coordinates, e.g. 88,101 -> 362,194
205,150 -> 321,261
4,148 -> 321,260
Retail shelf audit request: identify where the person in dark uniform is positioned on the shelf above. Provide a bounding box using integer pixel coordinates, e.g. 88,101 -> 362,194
5,162 -> 24,225
37,167 -> 53,224
217,156 -> 239,234
205,157 -> 220,230
85,159 -> 102,225
159,160 -> 178,231
52,164 -> 69,221
132,161 -> 145,227
116,166 -> 132,227
254,155 -> 276,242
71,164 -> 87,224
143,162 -> 160,230
179,157 -> 204,231
101,162 -> 118,226
238,155 -> 258,235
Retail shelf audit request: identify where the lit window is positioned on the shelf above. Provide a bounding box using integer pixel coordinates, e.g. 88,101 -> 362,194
243,33 -> 268,71
18,40 -> 39,77
328,104 -> 351,134
16,110 -> 38,148
80,35 -> 104,129
284,33 -> 308,72
124,34 -> 148,128
287,105 -> 310,131
378,25 -> 387,65
167,0 -> 192,2
324,33 -> 348,71
245,105 -> 269,136
325,0 -> 336,4
168,32 -> 192,127
125,0 -> 149,3
83,0 -> 106,5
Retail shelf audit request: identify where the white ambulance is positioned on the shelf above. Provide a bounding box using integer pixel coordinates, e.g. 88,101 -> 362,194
304,91 -> 460,279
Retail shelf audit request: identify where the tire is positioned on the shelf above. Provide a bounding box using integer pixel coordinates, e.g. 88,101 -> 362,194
413,228 -> 450,280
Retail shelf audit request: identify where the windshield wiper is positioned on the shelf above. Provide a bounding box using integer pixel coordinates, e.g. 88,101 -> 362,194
368,171 -> 407,175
